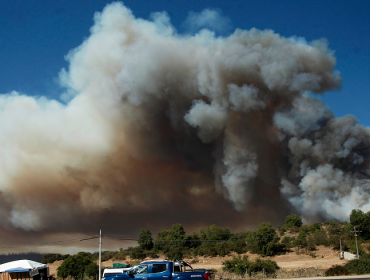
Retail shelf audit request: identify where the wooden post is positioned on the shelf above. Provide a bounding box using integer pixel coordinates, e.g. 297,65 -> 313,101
351,226 -> 362,259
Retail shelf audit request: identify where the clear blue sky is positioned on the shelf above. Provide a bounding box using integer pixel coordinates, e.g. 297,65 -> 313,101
1,0 -> 369,125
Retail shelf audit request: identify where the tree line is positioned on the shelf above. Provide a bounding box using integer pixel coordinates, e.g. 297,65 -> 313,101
42,209 -> 370,279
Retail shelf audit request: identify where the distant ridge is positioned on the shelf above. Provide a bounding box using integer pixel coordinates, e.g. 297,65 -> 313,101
0,253 -> 43,264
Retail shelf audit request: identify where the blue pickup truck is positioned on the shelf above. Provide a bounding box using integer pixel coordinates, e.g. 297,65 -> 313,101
104,260 -> 213,280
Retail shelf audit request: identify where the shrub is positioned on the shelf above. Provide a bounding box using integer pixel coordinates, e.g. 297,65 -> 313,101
246,223 -> 283,256
145,250 -> 158,258
195,244 -> 217,257
164,248 -> 183,260
222,255 -> 250,275
101,251 -> 116,262
130,248 -> 146,260
214,241 -> 231,257
279,226 -> 286,236
284,214 -> 303,228
249,259 -> 279,275
228,239 -> 247,254
281,236 -> 294,248
325,265 -> 349,276
222,255 -> 279,276
112,250 -> 126,260
345,259 -> 370,274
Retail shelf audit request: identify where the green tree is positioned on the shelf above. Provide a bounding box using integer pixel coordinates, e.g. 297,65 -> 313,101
85,262 -> 99,278
154,229 -> 172,252
138,229 -> 154,250
200,225 -> 231,244
57,253 -> 94,280
284,214 -> 303,228
154,224 -> 187,252
184,232 -> 201,249
350,209 -> 370,240
246,223 -> 283,256
228,232 -> 247,254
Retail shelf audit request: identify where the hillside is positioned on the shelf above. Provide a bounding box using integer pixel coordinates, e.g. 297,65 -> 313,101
47,246 -> 346,277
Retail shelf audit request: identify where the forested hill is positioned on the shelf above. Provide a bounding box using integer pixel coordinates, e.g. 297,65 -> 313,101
0,252 -> 43,264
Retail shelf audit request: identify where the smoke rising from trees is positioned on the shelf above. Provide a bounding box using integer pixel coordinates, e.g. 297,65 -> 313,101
0,2 -> 367,240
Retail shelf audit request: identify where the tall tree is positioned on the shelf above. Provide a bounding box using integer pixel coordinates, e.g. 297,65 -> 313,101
57,253 -> 94,280
138,229 -> 154,250
284,213 -> 303,228
246,222 -> 282,256
350,209 -> 370,240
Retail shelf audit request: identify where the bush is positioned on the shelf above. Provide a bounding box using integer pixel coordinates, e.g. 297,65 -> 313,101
222,255 -> 250,275
214,241 -> 231,257
228,239 -> 247,254
284,214 -> 303,228
345,259 -> 370,274
313,231 -> 329,246
246,223 -> 283,256
325,265 -> 349,276
194,244 -> 218,257
130,248 -> 146,260
164,248 -> 183,260
145,250 -> 158,258
112,250 -> 126,261
281,236 -> 294,248
222,255 -> 279,276
249,259 -> 279,275
101,251 -> 117,262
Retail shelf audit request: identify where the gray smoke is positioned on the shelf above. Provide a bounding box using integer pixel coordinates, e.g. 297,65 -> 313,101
0,2 -> 366,241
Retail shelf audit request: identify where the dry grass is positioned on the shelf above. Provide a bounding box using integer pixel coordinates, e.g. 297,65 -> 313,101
47,246 -> 347,277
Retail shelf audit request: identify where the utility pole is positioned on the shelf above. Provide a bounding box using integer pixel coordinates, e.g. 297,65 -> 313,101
350,226 -> 362,259
99,229 -> 102,280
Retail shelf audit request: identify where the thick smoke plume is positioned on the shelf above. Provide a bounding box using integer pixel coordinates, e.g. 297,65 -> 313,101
0,2 -> 367,241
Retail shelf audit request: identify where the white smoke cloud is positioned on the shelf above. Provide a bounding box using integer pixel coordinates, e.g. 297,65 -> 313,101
1,1 -> 367,238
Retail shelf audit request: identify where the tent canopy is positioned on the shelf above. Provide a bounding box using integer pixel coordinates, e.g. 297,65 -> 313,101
5,268 -> 30,273
0,260 -> 48,273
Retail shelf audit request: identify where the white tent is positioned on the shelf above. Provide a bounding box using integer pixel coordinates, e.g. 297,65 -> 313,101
0,260 -> 48,273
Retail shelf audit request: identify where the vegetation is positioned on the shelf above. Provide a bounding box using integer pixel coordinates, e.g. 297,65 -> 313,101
350,209 -> 370,240
344,259 -> 370,274
46,208 -> 370,278
41,253 -> 69,264
325,265 -> 349,276
222,255 -> 279,275
138,229 -> 154,251
284,214 -> 303,228
245,222 -> 283,256
57,252 -> 98,280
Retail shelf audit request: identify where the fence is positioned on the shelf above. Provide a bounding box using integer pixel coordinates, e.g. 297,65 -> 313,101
216,267 -> 326,279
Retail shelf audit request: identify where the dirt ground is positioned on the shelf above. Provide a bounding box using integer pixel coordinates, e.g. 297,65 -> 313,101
190,246 -> 347,271
47,246 -> 347,276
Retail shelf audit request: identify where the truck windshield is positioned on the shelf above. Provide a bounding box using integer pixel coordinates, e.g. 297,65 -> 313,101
131,265 -> 148,275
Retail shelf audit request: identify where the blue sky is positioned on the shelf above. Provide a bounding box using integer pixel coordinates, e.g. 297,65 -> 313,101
1,0 -> 369,125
